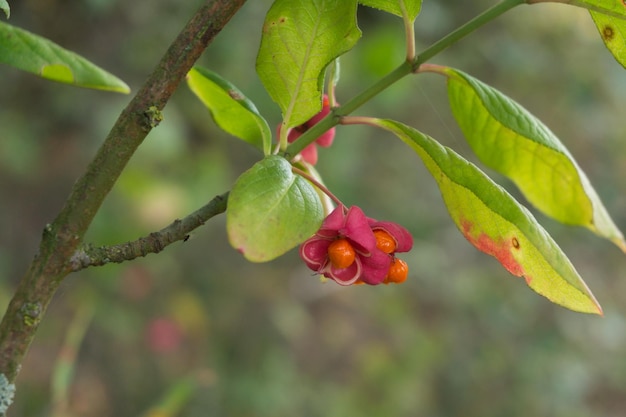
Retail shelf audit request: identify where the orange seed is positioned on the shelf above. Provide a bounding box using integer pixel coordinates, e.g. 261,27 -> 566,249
328,238 -> 356,269
384,258 -> 408,284
374,230 -> 396,254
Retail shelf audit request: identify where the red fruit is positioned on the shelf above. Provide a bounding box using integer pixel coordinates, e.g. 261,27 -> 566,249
287,128 -> 303,143
306,94 -> 333,127
300,143 -> 318,165
315,128 -> 335,147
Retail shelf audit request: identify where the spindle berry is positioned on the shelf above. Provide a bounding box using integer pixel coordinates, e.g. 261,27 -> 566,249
300,205 -> 413,285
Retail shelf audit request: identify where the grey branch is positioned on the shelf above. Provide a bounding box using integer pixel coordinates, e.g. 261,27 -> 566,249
70,192 -> 228,271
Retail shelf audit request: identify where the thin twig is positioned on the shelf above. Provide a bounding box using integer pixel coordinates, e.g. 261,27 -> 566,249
70,192 -> 229,271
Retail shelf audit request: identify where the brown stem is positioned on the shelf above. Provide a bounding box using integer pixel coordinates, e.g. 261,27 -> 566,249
0,0 -> 246,386
70,192 -> 229,271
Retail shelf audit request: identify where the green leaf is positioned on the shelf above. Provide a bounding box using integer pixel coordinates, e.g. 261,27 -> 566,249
187,66 -> 272,155
227,156 -> 324,262
256,0 -> 361,127
358,0 -> 422,20
0,0 -> 9,19
552,0 -> 626,19
440,67 -> 626,251
0,21 -> 129,93
590,11 -> 626,68
374,119 -> 602,315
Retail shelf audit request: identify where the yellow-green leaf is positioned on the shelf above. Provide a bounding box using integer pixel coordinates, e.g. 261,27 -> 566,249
535,0 -> 626,18
373,119 -> 602,315
0,0 -> 9,19
440,67 -> 625,251
590,11 -> 626,68
256,0 -> 361,128
187,66 -> 272,155
0,21 -> 129,93
227,156 -> 323,262
358,0 -> 422,21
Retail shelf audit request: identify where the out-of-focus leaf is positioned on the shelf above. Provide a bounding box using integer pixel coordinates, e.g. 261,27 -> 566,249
187,66 -> 272,155
50,303 -> 95,417
374,119 -> 602,315
358,0 -> 422,20
590,11 -> 626,68
141,374 -> 200,417
0,21 -> 129,93
440,67 -> 626,251
0,0 -> 9,19
227,156 -> 323,262
256,0 -> 361,128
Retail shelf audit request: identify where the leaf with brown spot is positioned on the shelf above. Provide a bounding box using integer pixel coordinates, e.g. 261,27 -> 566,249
436,66 -> 626,252
590,11 -> 626,68
372,119 -> 603,315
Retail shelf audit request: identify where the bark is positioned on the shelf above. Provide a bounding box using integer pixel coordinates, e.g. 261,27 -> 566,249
0,0 -> 246,388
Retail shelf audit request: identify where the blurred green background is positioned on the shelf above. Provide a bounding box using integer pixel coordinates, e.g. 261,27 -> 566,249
2,1 -> 626,416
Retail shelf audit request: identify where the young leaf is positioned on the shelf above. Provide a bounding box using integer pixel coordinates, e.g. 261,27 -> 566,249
227,156 -> 323,262
256,0 -> 361,128
358,0 -> 422,21
327,58 -> 341,100
590,11 -> 626,68
187,66 -> 272,155
0,0 -> 9,19
0,21 -> 129,93
439,67 -> 626,251
373,119 -> 602,315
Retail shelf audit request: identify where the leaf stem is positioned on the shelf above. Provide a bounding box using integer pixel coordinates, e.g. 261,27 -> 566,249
285,61 -> 413,158
292,166 -> 343,207
285,0 -> 524,160
341,115 -> 381,128
278,121 -> 289,152
401,4 -> 416,62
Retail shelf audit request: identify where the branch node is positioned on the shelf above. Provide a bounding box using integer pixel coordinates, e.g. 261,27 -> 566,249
19,303 -> 42,328
69,245 -> 93,271
143,105 -> 164,131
